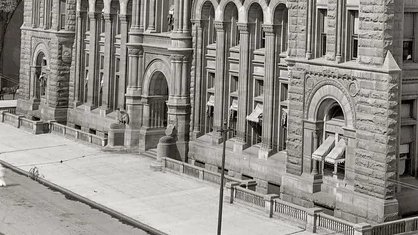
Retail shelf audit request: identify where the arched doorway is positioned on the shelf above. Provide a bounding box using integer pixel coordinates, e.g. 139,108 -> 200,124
313,98 -> 347,179
33,51 -> 49,105
148,71 -> 168,128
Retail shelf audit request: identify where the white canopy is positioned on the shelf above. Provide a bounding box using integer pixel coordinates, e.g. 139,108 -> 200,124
312,136 -> 335,161
246,103 -> 263,123
325,139 -> 346,164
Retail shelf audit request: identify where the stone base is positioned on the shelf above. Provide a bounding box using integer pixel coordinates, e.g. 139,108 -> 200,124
150,159 -> 164,171
334,187 -> 399,223
124,128 -> 140,148
233,140 -> 248,153
258,147 -> 274,160
280,173 -> 322,208
138,127 -> 166,153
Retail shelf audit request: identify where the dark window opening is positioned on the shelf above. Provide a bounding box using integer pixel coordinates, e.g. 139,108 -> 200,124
194,160 -> 205,169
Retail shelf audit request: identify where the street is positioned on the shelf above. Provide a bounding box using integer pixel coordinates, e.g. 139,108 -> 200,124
0,167 -> 149,235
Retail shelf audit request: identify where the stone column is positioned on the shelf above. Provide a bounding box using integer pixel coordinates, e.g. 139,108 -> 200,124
74,11 -> 85,106
101,13 -> 113,114
147,0 -> 156,32
305,0 -> 314,59
212,21 -> 226,144
124,47 -> 143,148
335,0 -> 343,62
87,12 -> 99,108
259,25 -> 276,159
118,14 -> 129,109
192,20 -> 203,139
182,0 -> 191,33
234,23 -> 250,153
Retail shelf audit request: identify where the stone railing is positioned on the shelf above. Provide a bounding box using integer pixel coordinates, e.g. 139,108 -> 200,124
370,216 -> 418,235
162,157 -> 248,187
233,185 -> 267,209
49,122 -> 108,147
0,111 -> 48,134
317,212 -> 355,235
274,197 -> 308,222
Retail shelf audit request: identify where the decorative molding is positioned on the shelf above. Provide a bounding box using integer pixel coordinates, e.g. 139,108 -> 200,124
237,23 -> 249,32
214,21 -> 225,31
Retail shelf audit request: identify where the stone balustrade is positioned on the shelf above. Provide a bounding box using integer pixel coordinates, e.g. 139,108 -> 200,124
49,121 -> 108,147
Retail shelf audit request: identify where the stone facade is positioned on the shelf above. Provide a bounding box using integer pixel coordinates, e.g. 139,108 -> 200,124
16,0 -> 418,224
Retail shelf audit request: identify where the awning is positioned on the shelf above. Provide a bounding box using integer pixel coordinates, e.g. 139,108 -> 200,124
230,99 -> 238,111
246,103 -> 263,123
312,136 -> 335,161
206,95 -> 215,107
325,139 -> 346,164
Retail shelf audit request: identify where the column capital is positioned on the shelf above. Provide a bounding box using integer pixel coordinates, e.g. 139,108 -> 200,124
191,19 -> 202,28
119,14 -> 129,23
128,48 -> 142,56
214,21 -> 225,31
87,12 -> 99,19
262,24 -> 276,35
237,23 -> 249,32
103,13 -> 112,21
170,54 -> 184,62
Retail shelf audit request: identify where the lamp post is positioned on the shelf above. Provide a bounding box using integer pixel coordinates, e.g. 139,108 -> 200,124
217,120 -> 232,235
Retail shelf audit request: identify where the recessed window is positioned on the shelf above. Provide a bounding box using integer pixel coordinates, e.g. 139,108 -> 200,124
317,9 -> 328,57
59,0 -> 66,30
348,10 -> 359,60
403,13 -> 415,62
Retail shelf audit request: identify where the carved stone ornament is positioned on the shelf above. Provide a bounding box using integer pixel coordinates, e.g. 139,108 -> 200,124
165,124 -> 177,137
61,44 -> 72,63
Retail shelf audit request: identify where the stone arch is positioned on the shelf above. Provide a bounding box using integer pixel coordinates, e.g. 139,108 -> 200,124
142,59 -> 171,97
267,0 -> 288,24
217,0 -> 243,22
242,0 -> 269,24
192,0 -> 218,20
32,43 -> 50,67
307,83 -> 355,128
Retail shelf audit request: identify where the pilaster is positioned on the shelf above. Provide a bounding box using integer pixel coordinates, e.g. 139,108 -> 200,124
192,20 -> 203,139
234,22 -> 250,153
87,12 -> 99,108
101,13 -> 113,114
212,21 -> 226,145
259,25 -> 276,159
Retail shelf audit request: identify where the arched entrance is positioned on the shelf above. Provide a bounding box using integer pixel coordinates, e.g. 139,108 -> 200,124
32,51 -> 49,109
139,70 -> 169,151
312,98 -> 347,179
147,71 -> 168,128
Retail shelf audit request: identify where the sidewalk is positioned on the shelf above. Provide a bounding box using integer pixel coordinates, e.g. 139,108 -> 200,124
0,123 -> 313,235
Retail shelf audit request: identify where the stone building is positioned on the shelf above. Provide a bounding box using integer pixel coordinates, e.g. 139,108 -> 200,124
16,0 -> 418,224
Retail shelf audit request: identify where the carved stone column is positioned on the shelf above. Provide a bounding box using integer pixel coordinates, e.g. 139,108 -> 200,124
124,47 -> 143,148
74,11 -> 86,106
212,21 -> 226,144
192,20 -> 203,139
259,25 -> 276,159
118,14 -> 129,109
234,23 -> 250,152
101,13 -> 113,114
87,12 -> 99,109
147,0 -> 156,32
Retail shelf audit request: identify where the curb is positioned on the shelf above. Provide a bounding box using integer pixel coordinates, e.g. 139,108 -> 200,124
0,159 -> 168,235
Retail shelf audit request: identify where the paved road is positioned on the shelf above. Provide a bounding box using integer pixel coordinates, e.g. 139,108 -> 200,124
0,168 -> 149,235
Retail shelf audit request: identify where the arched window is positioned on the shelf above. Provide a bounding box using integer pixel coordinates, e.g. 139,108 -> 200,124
248,4 -> 264,49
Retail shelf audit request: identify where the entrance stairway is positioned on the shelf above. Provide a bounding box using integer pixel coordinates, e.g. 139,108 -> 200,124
141,148 -> 157,159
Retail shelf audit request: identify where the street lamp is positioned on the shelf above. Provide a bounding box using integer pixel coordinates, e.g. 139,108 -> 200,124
217,120 -> 233,235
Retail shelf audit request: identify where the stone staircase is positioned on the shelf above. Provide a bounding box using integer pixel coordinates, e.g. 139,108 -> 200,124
141,148 -> 157,159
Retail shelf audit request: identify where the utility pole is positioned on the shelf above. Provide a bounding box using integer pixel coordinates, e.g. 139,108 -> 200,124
217,120 -> 233,235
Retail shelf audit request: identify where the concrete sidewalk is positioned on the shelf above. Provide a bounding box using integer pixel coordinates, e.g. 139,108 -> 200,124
0,123 -> 313,235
